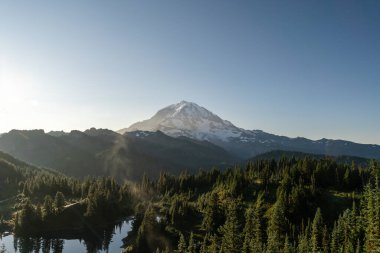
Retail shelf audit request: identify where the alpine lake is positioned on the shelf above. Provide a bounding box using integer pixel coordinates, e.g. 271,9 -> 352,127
0,218 -> 133,253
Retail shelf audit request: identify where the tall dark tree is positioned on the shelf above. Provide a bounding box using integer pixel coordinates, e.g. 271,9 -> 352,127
54,192 -> 65,213
267,192 -> 287,252
311,208 -> 324,253
42,195 -> 54,220
219,202 -> 242,253
187,232 -> 196,253
177,233 -> 187,253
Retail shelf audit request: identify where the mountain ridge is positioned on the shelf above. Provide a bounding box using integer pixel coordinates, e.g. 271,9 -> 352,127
0,128 -> 238,181
250,149 -> 374,167
118,101 -> 380,159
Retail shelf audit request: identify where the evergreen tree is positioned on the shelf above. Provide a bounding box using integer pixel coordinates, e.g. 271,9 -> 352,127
42,195 -> 54,220
54,192 -> 65,213
19,199 -> 36,230
199,234 -> 208,253
330,222 -> 339,253
187,232 -> 196,253
202,193 -> 220,232
321,225 -> 329,253
297,227 -> 310,253
242,206 -> 255,253
243,193 -> 264,253
283,234 -> 292,253
267,192 -> 287,252
363,182 -> 380,252
135,206 -> 159,252
219,202 -> 242,253
207,234 -> 219,253
177,233 -> 187,253
311,208 -> 324,253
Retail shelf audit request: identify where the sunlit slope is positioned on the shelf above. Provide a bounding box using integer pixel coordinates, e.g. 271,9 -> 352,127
0,129 -> 238,181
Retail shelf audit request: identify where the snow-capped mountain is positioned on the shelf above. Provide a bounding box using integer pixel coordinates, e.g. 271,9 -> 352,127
119,101 -> 380,159
118,101 -> 244,141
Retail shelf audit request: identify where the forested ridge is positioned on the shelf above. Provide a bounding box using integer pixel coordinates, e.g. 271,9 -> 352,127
1,150 -> 380,252
124,156 -> 380,253
0,151 -> 135,236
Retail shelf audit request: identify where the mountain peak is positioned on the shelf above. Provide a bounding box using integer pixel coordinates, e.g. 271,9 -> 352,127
178,100 -> 195,105
118,101 -> 241,141
175,100 -> 203,110
165,101 -> 215,119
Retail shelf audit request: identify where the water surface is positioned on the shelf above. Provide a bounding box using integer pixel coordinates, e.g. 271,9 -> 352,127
0,218 -> 133,253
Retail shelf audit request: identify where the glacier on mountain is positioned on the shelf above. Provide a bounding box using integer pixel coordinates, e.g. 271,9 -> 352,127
119,101 -> 243,142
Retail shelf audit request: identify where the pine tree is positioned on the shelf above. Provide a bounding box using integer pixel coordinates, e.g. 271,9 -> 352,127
363,183 -> 380,252
177,233 -> 187,253
42,195 -> 54,220
199,234 -> 208,253
202,193 -> 219,232
370,160 -> 379,183
54,192 -> 65,213
321,225 -> 329,253
244,194 -> 264,253
253,194 -> 264,250
219,202 -> 242,253
311,208 -> 323,253
283,234 -> 292,253
207,234 -> 218,253
135,206 -> 158,252
330,222 -> 339,253
187,232 -> 196,253
348,201 -> 359,249
267,192 -> 287,252
297,230 -> 309,253
19,199 -> 36,231
242,206 -> 255,253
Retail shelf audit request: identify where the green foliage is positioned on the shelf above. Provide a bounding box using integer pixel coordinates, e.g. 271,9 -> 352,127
125,156 -> 380,253
243,193 -> 264,253
267,192 -> 288,252
177,233 -> 187,253
363,180 -> 380,252
201,192 -> 221,232
311,208 -> 324,253
12,177 -> 133,235
42,195 -> 53,220
187,232 -> 196,253
218,202 -> 242,253
3,151 -> 380,252
54,192 -> 65,213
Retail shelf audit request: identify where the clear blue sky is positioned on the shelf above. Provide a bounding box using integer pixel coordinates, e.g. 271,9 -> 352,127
0,1 -> 379,144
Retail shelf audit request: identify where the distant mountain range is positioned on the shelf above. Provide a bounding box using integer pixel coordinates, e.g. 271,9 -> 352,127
251,150 -> 372,167
0,128 -> 236,181
119,101 -> 380,159
0,101 -> 378,181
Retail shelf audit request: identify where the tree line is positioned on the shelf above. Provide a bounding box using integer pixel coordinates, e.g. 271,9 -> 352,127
124,157 -> 379,253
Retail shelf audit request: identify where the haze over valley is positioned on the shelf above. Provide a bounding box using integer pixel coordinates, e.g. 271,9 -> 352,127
0,101 -> 378,182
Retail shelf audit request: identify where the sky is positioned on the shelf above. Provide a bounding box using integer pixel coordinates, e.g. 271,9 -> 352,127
0,1 -> 379,144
